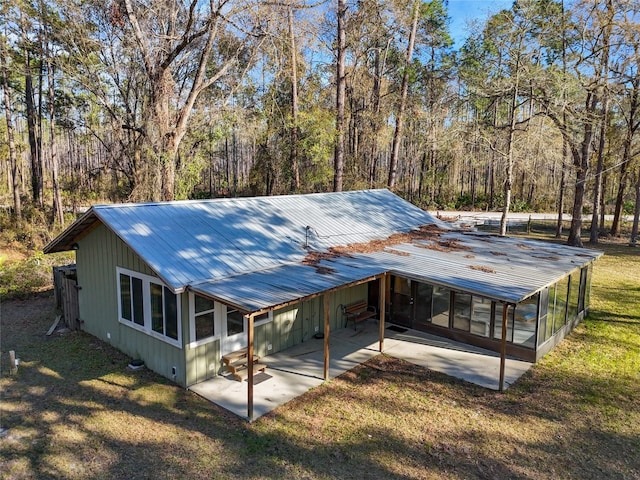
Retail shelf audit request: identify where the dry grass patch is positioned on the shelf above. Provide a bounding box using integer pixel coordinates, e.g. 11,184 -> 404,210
1,240 -> 639,479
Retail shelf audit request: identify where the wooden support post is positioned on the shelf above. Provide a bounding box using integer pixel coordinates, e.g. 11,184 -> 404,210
9,350 -> 17,375
323,293 -> 330,381
379,274 -> 386,352
247,313 -> 255,421
499,303 -> 508,392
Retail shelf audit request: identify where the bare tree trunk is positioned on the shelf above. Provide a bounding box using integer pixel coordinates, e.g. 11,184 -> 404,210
288,8 -> 300,191
630,171 -> 639,246
388,0 -> 419,189
500,47 -> 523,236
556,0 -> 567,239
368,39 -> 390,187
48,58 -> 64,225
556,157 -> 566,238
589,0 -> 613,244
589,99 -> 608,244
24,42 -> 43,205
1,31 -> 21,221
334,0 -> 346,192
563,90 -> 599,248
611,78 -> 638,236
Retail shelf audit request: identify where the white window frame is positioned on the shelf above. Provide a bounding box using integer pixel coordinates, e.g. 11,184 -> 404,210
116,267 -> 182,349
188,292 -> 222,349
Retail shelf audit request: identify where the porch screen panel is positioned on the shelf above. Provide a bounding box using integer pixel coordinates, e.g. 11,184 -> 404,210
567,271 -> 580,322
537,287 -> 549,346
414,283 -> 433,328
493,304 -> 514,342
545,284 -> 556,340
470,297 -> 491,337
584,264 -> 593,310
578,267 -> 587,313
553,276 -> 569,332
453,293 -> 471,332
431,287 -> 450,327
513,294 -> 538,349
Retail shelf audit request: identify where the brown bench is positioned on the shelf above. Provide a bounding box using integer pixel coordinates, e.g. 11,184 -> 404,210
221,347 -> 267,382
342,300 -> 377,330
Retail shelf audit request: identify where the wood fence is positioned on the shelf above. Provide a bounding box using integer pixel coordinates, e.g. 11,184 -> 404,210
53,265 -> 80,330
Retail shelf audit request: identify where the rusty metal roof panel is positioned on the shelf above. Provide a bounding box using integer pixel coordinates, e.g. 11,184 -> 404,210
46,189 -> 442,291
365,231 -> 602,303
44,189 -> 601,312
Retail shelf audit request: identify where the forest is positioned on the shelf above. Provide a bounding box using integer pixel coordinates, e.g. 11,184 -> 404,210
1,0 -> 639,247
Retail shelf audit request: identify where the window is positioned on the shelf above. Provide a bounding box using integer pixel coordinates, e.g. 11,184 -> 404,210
188,293 -> 218,348
578,267 -> 587,313
470,297 -> 491,337
493,303 -> 514,342
194,294 -> 216,341
452,292 -> 472,331
584,264 -> 593,311
546,284 -> 556,340
553,276 -> 569,332
254,310 -> 273,327
568,271 -> 580,322
431,286 -> 450,327
538,287 -> 550,346
116,268 -> 181,347
119,273 -> 144,326
226,309 -> 245,336
513,294 -> 538,349
151,282 -> 178,340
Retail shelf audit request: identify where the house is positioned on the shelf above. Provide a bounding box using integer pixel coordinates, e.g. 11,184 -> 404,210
45,189 -> 601,418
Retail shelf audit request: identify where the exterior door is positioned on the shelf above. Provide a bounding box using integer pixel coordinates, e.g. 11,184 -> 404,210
221,307 -> 247,355
389,277 -> 436,332
390,276 -> 413,327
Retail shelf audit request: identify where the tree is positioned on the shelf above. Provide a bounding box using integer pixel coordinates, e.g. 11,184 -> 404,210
631,171 -> 640,246
461,0 -> 563,235
540,0 -> 616,247
388,0 -> 419,189
334,0 -> 347,192
1,19 -> 21,221
588,0 -> 614,244
288,7 -> 300,191
610,0 -> 640,237
113,0 -> 268,201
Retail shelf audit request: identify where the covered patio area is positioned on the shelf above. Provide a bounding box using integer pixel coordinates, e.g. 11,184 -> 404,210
188,320 -> 532,421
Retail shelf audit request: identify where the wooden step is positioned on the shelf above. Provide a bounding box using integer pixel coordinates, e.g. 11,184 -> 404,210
229,363 -> 267,382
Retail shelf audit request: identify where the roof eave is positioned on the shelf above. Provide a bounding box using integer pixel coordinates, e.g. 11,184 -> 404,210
43,208 -> 100,254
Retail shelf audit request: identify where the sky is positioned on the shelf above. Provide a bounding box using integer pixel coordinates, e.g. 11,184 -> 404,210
447,0 -> 514,47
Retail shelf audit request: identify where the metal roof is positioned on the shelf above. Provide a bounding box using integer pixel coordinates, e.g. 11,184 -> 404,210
364,232 -> 602,304
45,189 -> 602,312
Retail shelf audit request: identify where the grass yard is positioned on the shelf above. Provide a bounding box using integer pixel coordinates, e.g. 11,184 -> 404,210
1,240 -> 639,479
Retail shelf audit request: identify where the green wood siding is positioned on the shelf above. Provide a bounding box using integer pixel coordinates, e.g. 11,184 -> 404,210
77,224 -> 372,387
253,283 -> 369,358
185,338 -> 221,386
76,224 -> 188,386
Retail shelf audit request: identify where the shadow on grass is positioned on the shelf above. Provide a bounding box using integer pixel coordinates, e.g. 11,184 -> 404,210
2,291 -> 639,479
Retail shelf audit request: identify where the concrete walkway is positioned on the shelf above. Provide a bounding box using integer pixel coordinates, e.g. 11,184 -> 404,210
188,321 -> 532,421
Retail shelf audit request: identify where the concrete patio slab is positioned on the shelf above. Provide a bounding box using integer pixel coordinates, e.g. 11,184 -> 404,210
188,321 -> 533,421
